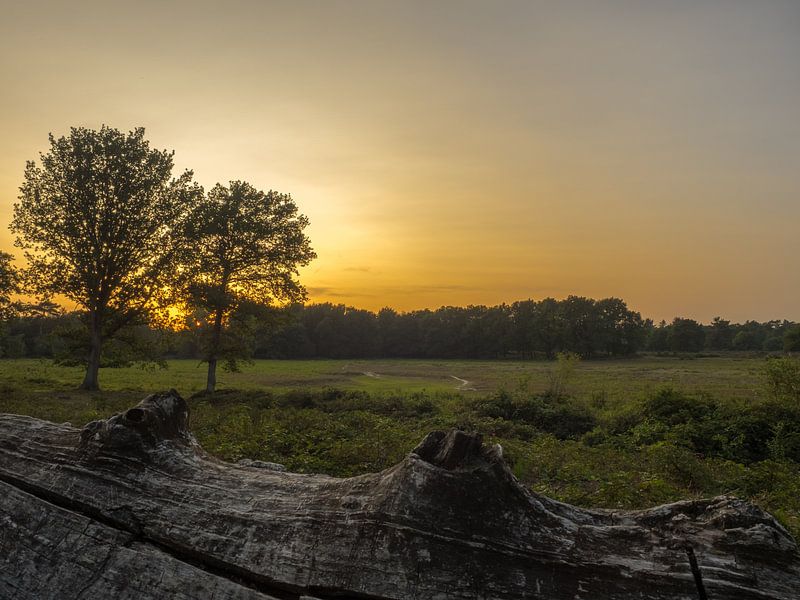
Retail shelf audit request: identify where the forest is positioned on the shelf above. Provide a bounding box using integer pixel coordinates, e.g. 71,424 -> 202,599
1,296 -> 799,365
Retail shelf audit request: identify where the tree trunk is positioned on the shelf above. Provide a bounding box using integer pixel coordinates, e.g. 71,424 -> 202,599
205,306 -> 224,393
80,310 -> 102,391
206,358 -> 217,393
1,390 -> 798,599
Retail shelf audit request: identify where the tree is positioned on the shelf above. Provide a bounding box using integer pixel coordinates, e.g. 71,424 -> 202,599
561,296 -> 599,357
0,252 -> 20,357
533,298 -> 564,358
595,297 -> 646,356
3,300 -> 63,358
0,252 -> 19,320
647,320 -> 669,351
705,317 -> 734,350
732,330 -> 759,351
510,300 -> 537,359
11,126 -> 201,390
784,325 -> 800,353
182,181 -> 315,392
667,317 -> 705,352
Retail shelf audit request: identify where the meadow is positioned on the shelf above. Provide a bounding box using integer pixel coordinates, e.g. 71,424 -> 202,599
0,354 -> 766,400
1,355 -> 798,538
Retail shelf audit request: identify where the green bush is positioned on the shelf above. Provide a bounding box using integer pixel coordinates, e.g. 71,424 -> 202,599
641,387 -> 718,425
475,390 -> 596,439
603,386 -> 800,465
764,357 -> 800,402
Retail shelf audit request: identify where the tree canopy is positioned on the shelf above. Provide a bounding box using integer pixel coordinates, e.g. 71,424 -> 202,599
181,180 -> 316,392
11,126 -> 201,389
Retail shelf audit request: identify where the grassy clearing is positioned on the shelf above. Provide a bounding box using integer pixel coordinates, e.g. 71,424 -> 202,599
0,355 -> 767,399
0,355 -> 798,539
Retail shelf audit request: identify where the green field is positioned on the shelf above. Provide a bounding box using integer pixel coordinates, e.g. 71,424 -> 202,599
0,354 -> 767,400
1,355 -> 798,539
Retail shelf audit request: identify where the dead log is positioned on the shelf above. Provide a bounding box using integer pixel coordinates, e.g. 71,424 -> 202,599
0,390 -> 798,599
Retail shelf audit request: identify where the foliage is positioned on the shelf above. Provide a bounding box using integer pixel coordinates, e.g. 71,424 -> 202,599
474,374 -> 596,440
667,318 -> 706,352
0,252 -> 21,357
3,294 -> 799,361
705,317 -> 734,351
482,392 -> 596,439
0,252 -> 19,320
546,351 -> 581,398
49,312 -> 168,369
601,386 -> 800,465
784,325 -> 800,352
256,297 -> 648,359
763,357 -> 800,402
647,317 -> 797,353
11,126 -> 201,389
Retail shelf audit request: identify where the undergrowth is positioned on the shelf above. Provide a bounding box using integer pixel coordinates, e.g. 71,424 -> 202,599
1,357 -> 798,539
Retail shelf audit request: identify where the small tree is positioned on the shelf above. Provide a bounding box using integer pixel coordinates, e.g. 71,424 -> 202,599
12,126 -> 201,390
545,351 -> 581,398
182,181 -> 315,392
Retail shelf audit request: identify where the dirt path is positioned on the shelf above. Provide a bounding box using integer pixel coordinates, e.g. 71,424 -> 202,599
450,375 -> 476,391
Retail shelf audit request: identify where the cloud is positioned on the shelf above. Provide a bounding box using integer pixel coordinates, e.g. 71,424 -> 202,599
306,286 -> 374,298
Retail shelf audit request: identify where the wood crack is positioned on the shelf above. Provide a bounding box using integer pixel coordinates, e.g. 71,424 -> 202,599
0,468 -> 392,600
685,545 -> 709,600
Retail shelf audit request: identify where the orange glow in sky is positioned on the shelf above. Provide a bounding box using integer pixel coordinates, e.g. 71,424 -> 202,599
1,1 -> 799,322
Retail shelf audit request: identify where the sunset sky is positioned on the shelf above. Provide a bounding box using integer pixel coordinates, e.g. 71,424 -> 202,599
1,1 -> 798,322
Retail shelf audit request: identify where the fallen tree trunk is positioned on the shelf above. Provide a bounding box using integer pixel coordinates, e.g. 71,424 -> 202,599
1,391 -> 798,599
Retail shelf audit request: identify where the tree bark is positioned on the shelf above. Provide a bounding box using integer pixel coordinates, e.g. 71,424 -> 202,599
80,310 -> 102,391
1,390 -> 798,599
206,306 -> 224,393
205,358 -> 217,393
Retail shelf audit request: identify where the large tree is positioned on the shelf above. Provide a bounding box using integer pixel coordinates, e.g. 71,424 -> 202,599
182,181 -> 315,392
12,126 -> 201,390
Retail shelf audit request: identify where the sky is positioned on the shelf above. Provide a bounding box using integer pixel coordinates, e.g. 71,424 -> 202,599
1,0 -> 798,322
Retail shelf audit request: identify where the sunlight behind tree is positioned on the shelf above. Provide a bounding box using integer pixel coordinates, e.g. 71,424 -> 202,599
11,126 -> 202,390
180,181 -> 315,393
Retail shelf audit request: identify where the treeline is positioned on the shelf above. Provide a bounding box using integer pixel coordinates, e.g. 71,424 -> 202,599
650,317 -> 799,353
2,297 -> 799,363
259,297 -> 647,359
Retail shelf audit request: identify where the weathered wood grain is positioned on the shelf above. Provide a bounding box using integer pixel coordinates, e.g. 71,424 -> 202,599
1,390 -> 798,599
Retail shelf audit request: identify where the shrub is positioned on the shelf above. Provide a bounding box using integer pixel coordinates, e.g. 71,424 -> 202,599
475,390 -> 595,439
546,352 -> 581,398
641,387 -> 718,426
763,357 -> 800,402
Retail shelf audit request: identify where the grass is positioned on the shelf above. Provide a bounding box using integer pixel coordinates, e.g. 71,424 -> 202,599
1,355 -> 798,539
0,354 -> 767,400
